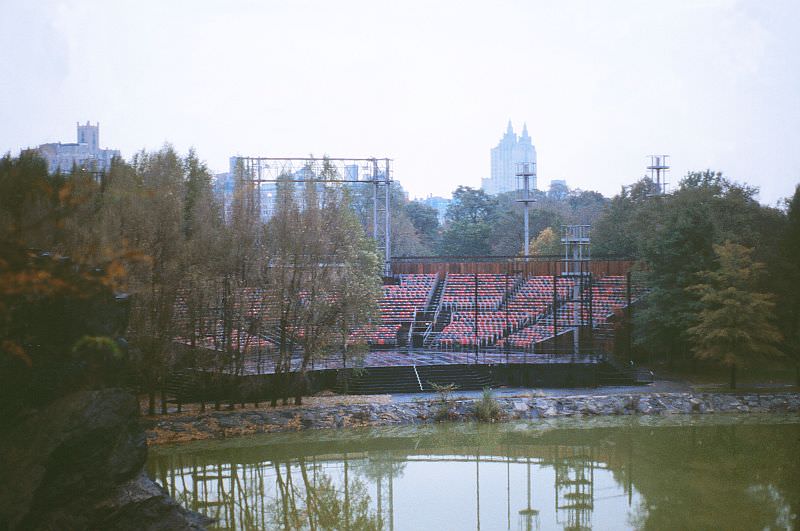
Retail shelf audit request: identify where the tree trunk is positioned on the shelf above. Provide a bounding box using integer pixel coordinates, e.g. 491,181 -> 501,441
213,370 -> 221,410
271,371 -> 281,407
730,363 -> 737,390
281,368 -> 290,406
294,371 -> 306,406
160,387 -> 167,415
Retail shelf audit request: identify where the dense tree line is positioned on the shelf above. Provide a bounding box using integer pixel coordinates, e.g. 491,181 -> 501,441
398,185 -> 607,257
0,149 -> 380,415
593,172 -> 797,385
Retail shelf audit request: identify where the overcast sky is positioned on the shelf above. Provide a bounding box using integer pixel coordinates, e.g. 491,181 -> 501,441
2,0 -> 798,205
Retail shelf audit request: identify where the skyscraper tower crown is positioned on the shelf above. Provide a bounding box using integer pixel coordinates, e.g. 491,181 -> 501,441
481,121 -> 537,195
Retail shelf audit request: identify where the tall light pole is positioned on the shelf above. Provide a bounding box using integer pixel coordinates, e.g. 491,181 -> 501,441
516,162 -> 537,257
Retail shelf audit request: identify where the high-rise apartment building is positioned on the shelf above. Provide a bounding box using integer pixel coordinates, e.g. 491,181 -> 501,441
481,121 -> 537,195
37,122 -> 120,173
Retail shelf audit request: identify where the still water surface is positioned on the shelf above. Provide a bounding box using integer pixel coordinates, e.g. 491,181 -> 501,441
147,415 -> 800,530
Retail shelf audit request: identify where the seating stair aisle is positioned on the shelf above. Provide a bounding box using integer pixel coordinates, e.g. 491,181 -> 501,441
423,306 -> 451,348
411,274 -> 444,347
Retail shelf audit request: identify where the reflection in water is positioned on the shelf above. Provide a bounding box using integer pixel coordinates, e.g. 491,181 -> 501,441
147,416 -> 800,530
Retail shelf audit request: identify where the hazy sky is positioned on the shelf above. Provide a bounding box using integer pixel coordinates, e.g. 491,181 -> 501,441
2,0 -> 798,205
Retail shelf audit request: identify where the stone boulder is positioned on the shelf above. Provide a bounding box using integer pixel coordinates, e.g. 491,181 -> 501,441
0,388 -> 210,530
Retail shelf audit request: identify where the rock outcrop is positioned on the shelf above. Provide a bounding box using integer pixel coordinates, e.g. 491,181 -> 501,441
0,388 -> 210,530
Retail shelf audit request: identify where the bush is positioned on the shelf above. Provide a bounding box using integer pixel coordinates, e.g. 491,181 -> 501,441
430,382 -> 458,421
474,387 -> 502,422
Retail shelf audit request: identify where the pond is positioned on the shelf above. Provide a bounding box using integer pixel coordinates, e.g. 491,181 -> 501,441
147,414 -> 800,530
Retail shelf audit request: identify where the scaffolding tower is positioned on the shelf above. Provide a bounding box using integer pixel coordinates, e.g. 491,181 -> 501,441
561,225 -> 591,276
553,445 -> 595,531
561,225 -> 592,354
232,157 -> 393,275
646,155 -> 670,196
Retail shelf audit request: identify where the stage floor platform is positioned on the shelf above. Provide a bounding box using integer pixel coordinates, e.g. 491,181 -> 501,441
234,349 -> 604,376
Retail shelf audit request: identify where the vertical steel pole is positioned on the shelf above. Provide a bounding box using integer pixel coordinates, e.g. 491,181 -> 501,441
474,271 -> 479,364
523,174 -> 530,256
552,273 -> 558,354
588,272 -> 594,354
372,159 -> 378,242
505,265 -> 509,364
385,159 -> 391,276
626,271 -> 633,364
255,159 -> 262,220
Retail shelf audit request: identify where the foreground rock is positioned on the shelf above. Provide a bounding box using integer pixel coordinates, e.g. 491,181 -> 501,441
0,389 -> 210,530
145,391 -> 800,445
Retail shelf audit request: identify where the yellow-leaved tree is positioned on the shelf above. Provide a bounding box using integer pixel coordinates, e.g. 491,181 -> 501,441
687,242 -> 783,388
529,227 -> 561,256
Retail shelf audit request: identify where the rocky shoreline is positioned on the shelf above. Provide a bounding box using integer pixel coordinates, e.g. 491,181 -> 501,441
145,391 -> 800,445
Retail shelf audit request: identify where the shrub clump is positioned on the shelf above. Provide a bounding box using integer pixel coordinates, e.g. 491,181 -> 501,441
474,387 -> 503,422
430,382 -> 459,421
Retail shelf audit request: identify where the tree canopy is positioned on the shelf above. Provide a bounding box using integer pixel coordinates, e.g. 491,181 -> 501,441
0,150 -> 382,413
687,242 -> 783,387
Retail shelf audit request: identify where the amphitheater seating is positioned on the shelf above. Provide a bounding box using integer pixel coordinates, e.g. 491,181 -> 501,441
590,275 -> 627,320
441,273 -> 510,311
348,323 -> 403,346
350,273 -> 437,347
505,276 -> 575,320
436,311 -> 515,348
499,276 -> 629,350
379,274 -> 437,323
175,325 -> 276,353
497,324 -> 555,350
172,273 -> 633,353
436,275 -> 581,349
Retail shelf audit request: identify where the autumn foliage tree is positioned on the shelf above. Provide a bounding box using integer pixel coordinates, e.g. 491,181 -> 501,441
687,242 -> 783,388
529,227 -> 562,256
264,173 -> 380,406
0,153 -> 130,423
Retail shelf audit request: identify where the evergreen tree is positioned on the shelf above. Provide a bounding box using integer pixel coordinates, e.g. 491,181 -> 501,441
635,186 -> 714,360
687,242 -> 783,388
776,185 -> 800,384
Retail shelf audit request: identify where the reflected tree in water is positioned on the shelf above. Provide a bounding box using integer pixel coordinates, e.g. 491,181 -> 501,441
357,452 -> 407,531
148,420 -> 800,531
267,457 -> 383,531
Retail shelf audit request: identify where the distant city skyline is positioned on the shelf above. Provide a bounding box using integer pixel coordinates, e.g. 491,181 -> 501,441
2,1 -> 799,206
481,121 -> 537,196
